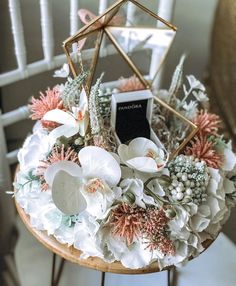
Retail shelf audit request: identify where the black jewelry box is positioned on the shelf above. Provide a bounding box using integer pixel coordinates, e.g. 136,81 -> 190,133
111,90 -> 153,144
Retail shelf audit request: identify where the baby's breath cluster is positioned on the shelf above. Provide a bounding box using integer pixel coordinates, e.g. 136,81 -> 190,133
167,155 -> 209,205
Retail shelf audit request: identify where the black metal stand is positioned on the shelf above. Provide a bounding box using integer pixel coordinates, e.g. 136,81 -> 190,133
50,254 -> 177,286
51,253 -> 66,286
167,267 -> 177,286
101,271 -> 106,286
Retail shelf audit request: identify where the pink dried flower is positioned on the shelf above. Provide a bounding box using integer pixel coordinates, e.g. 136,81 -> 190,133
93,134 -> 111,151
37,145 -> 79,190
110,203 -> 145,245
29,87 -> 64,129
118,75 -> 145,92
142,208 -> 175,255
184,135 -> 222,169
109,203 -> 175,255
194,110 -> 221,136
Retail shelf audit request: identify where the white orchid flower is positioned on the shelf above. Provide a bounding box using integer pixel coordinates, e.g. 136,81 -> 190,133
44,146 -> 121,218
118,137 -> 168,173
43,88 -> 89,143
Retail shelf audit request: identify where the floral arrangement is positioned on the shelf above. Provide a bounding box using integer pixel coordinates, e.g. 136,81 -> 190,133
14,57 -> 236,270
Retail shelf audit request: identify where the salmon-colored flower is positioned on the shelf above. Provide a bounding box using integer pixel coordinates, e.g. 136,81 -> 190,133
110,203 -> 145,245
142,208 -> 175,255
194,110 -> 221,136
185,135 -> 222,169
29,88 -> 64,129
93,134 -> 111,151
110,203 -> 175,255
118,75 -> 145,92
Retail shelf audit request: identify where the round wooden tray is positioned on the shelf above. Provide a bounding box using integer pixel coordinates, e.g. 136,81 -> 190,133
14,168 -> 214,275
15,199 -> 161,274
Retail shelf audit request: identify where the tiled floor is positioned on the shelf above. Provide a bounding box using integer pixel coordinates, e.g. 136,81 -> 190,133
15,217 -> 236,286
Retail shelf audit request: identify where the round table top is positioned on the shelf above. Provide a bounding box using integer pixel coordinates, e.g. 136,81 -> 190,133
15,200 -> 162,274
14,168 -> 214,275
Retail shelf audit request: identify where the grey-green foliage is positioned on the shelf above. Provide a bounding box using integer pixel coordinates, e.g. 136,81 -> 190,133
62,72 -> 88,109
13,170 -> 40,191
89,74 -> 104,135
168,54 -> 186,104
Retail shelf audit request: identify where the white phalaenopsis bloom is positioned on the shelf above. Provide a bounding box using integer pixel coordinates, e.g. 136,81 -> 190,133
118,137 -> 168,173
45,146 -> 121,218
43,88 -> 89,143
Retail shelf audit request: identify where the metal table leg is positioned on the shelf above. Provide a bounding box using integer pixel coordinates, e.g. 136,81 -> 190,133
51,253 -> 66,286
167,267 -> 178,286
101,271 -> 106,286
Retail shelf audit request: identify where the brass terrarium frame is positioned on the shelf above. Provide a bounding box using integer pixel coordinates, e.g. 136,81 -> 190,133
63,0 -> 198,157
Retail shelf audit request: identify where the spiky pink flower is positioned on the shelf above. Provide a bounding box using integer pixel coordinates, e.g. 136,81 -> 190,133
118,75 -> 145,92
110,203 -> 145,245
194,110 -> 221,136
184,135 -> 222,169
142,208 -> 175,255
29,87 -> 64,129
109,203 -> 175,255
37,145 -> 79,191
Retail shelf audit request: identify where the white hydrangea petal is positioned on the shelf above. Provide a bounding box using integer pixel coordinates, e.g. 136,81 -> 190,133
18,131 -> 51,171
79,146 -> 121,186
143,193 -> 156,206
222,147 -> 236,171
40,203 -> 63,235
106,233 -> 126,261
54,224 -> 75,246
207,197 -> 221,219
74,213 -> 104,258
198,205 -> 211,217
43,109 -> 76,126
208,168 -> 221,183
191,215 -> 210,232
158,242 -> 189,269
224,178 -> 235,194
120,178 -> 143,196
127,157 -> 157,173
52,170 -> 86,215
120,242 -> 153,269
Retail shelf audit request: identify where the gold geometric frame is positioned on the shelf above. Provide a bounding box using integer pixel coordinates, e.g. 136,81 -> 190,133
62,0 -> 198,157
63,0 -> 177,90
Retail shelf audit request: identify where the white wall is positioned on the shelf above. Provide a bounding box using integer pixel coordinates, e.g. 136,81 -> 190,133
0,0 -> 218,146
162,0 -> 218,88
